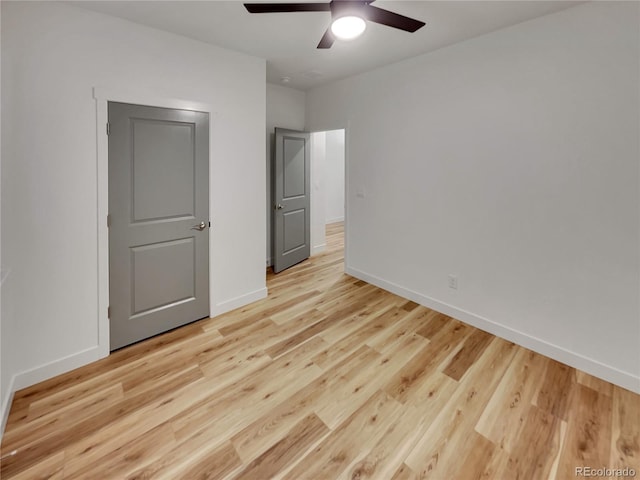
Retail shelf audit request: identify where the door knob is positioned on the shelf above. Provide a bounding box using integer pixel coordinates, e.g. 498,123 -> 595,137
191,221 -> 206,231
275,204 -> 284,210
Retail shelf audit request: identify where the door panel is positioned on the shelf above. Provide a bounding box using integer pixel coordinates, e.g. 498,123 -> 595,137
283,209 -> 306,253
109,102 -> 209,350
283,138 -> 306,197
131,238 -> 195,315
273,128 -> 310,273
132,119 -> 196,221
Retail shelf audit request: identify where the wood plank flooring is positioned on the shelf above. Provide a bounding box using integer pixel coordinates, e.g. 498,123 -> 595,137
1,222 -> 638,479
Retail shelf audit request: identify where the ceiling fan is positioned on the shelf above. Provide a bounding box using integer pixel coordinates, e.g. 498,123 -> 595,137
243,1 -> 426,49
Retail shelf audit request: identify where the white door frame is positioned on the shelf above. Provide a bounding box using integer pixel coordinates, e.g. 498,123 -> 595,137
93,87 -> 215,357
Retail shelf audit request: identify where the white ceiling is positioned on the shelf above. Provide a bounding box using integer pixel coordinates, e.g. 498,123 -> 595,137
72,0 -> 582,90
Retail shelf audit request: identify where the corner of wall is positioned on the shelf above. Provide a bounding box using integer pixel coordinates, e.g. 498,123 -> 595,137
1,342 -> 108,438
1,376 -> 15,438
212,287 -> 268,318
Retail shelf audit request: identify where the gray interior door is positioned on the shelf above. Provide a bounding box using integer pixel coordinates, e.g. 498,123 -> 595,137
108,102 -> 209,350
273,128 -> 311,273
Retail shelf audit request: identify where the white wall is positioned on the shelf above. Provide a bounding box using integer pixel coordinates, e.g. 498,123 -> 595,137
265,83 -> 306,265
324,130 -> 345,224
0,1 -> 7,433
306,1 -> 640,392
1,0 -> 266,426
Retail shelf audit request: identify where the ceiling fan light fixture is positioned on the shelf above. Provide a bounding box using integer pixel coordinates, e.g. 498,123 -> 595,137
330,15 -> 366,41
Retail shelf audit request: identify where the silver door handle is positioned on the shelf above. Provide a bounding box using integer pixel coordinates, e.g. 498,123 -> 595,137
275,204 -> 284,210
191,221 -> 206,231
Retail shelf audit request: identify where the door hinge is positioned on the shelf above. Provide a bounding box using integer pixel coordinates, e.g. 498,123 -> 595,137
107,306 -> 111,318
106,123 -> 110,135
107,214 -> 111,228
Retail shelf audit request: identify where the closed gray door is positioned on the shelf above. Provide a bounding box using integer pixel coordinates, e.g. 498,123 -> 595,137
108,102 -> 209,350
273,128 -> 311,273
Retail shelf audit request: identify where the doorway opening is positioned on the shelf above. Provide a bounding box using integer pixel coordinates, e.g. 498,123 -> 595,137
310,129 -> 346,266
268,127 -> 346,274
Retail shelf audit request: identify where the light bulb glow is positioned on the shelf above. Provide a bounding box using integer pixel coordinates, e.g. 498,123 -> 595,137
330,16 -> 366,40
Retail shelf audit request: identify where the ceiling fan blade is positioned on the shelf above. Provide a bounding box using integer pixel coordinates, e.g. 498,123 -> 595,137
317,28 -> 335,48
363,5 -> 425,32
244,3 -> 330,13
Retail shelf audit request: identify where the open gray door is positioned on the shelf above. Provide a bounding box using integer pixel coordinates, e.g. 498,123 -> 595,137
273,128 -> 311,273
108,102 -> 209,350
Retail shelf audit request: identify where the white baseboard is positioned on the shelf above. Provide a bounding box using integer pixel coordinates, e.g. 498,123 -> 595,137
211,287 -> 268,317
1,286 -> 269,438
312,244 -> 326,256
326,216 -> 344,224
1,375 -> 16,438
13,346 -> 106,393
1,344 -> 106,438
346,265 -> 640,394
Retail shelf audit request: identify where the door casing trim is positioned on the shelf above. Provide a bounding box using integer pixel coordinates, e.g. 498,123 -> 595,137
94,87 -> 216,357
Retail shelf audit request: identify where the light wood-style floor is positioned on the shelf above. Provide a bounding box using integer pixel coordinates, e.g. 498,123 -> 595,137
1,222 -> 638,479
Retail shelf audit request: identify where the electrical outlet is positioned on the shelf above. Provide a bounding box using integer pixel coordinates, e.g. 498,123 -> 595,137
448,274 -> 458,290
